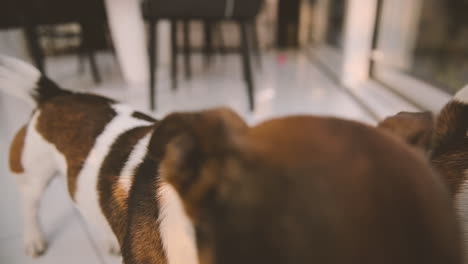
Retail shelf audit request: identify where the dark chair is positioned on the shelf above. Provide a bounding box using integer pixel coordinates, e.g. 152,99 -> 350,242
0,1 -> 24,29
142,0 -> 263,111
0,1 -> 45,73
171,20 -> 232,88
29,0 -> 110,83
0,0 -> 109,83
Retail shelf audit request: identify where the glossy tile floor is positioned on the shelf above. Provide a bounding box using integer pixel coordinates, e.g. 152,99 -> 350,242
0,51 -> 395,263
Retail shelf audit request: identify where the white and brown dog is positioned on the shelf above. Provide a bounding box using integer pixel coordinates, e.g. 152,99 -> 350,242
0,56 -> 463,264
1,56 -> 198,263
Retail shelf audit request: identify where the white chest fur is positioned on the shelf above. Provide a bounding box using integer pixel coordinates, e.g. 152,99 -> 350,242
158,182 -> 199,264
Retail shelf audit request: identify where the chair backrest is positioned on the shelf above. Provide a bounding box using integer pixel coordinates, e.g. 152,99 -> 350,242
0,0 -> 25,29
27,0 -> 107,25
143,0 -> 227,19
232,0 -> 263,18
142,0 -> 263,20
0,0 -> 107,29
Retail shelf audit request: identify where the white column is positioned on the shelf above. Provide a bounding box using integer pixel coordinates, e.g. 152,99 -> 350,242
104,0 -> 149,85
341,0 -> 378,87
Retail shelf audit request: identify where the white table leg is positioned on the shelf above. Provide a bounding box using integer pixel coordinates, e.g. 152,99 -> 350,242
104,0 -> 149,85
0,30 -> 31,61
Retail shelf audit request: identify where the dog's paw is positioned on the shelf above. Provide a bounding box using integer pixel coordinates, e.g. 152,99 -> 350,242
24,237 -> 47,257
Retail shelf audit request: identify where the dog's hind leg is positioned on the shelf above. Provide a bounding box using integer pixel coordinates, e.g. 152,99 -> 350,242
16,167 -> 55,258
10,115 -> 62,257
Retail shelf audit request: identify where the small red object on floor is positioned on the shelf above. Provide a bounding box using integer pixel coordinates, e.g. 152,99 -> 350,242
277,54 -> 287,65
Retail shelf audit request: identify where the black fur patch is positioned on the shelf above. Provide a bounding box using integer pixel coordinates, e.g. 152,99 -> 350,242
132,111 -> 157,123
34,76 -> 72,105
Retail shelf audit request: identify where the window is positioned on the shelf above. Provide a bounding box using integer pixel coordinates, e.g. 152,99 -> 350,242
409,0 -> 468,93
372,0 -> 465,111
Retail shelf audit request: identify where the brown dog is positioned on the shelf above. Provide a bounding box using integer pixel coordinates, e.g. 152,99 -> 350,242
166,114 -> 462,264
1,55 -> 463,264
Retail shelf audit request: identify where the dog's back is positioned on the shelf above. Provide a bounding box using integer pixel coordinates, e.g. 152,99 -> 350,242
157,113 -> 463,264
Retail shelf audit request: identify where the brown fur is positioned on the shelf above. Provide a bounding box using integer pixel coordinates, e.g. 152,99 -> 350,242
121,155 -> 167,264
153,108 -> 248,220
432,101 -> 468,152
378,102 -> 468,197
155,111 -> 462,264
127,213 -> 166,264
231,117 -> 459,264
431,101 -> 468,195
9,125 -> 27,173
121,108 -> 248,263
378,111 -> 434,152
98,125 -> 154,245
35,94 -> 116,199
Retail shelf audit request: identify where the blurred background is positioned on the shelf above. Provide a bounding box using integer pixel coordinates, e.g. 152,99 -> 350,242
0,0 -> 467,263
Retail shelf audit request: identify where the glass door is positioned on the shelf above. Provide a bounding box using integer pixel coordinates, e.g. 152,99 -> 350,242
372,0 -> 467,110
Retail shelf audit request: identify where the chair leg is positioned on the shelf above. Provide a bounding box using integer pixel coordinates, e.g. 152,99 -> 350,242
78,26 -> 87,74
203,21 -> 214,67
250,21 -> 262,69
171,20 -> 178,90
77,54 -> 86,74
183,20 -> 191,80
24,25 -> 45,74
87,51 -> 101,84
81,23 -> 101,84
149,20 -> 158,110
215,23 -> 226,55
240,21 -> 255,111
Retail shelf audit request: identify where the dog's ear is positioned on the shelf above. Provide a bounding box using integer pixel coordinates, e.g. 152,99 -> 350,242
378,111 -> 434,152
149,108 -> 248,219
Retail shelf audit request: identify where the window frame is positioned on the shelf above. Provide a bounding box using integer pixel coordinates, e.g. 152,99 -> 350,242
371,0 -> 453,112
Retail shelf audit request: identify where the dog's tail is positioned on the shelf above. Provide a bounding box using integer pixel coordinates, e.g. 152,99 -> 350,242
0,55 -> 71,107
432,84 -> 468,152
